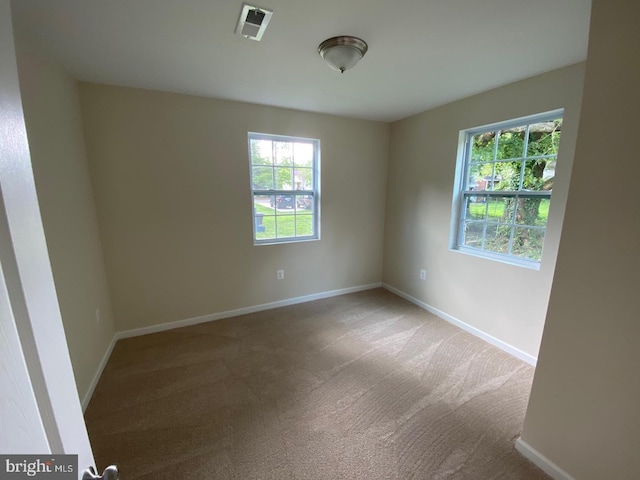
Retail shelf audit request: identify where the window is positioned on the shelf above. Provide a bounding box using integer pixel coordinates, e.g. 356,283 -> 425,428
451,110 -> 563,267
248,133 -> 320,244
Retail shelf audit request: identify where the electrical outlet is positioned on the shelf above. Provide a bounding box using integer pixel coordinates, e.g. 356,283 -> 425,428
419,269 -> 426,280
277,269 -> 285,280
95,307 -> 101,324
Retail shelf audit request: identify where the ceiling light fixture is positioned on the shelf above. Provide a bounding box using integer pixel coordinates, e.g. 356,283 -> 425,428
317,36 -> 368,74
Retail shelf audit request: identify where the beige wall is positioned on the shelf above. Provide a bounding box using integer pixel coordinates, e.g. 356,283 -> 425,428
383,64 -> 585,358
78,84 -> 389,331
522,0 -> 640,477
16,54 -> 116,403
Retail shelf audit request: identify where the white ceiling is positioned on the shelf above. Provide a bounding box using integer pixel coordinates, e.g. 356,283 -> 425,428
11,0 -> 592,122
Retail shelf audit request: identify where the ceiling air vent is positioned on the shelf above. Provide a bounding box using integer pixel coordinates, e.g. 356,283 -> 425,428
235,3 -> 273,41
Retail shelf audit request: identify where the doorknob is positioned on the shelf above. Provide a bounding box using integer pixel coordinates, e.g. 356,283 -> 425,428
81,465 -> 119,480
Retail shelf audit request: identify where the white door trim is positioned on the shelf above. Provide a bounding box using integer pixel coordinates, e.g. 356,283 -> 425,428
0,1 -> 95,476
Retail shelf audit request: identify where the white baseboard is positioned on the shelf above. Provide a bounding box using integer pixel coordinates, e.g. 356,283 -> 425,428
81,333 -> 118,412
515,438 -> 575,480
382,283 -> 537,366
116,283 -> 383,340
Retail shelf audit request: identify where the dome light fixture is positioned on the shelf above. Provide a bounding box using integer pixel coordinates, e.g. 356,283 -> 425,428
317,36 -> 368,73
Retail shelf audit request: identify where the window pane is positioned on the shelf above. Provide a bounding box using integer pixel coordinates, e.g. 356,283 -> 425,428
255,214 -> 275,239
274,142 -> 293,166
517,198 -> 550,226
471,132 -> 496,162
250,139 -> 274,166
511,227 -> 545,261
294,168 -> 313,190
494,161 -> 522,191
463,221 -> 484,248
254,195 -> 275,239
295,194 -> 313,212
296,214 -> 314,237
527,120 -> 562,157
468,163 -> 494,190
293,142 -> 313,167
487,197 -> 515,224
271,194 -> 295,210
274,167 -> 294,190
254,195 -> 274,213
276,215 -> 295,238
523,159 -> 553,191
468,163 -> 481,187
497,128 -> 526,160
484,224 -> 511,254
465,196 -> 486,221
251,166 -> 273,190
542,160 -> 556,191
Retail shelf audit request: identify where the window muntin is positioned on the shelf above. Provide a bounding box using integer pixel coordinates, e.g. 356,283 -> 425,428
249,133 -> 319,244
453,111 -> 563,266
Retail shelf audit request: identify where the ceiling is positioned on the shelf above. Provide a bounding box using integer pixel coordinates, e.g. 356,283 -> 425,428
10,0 -> 592,122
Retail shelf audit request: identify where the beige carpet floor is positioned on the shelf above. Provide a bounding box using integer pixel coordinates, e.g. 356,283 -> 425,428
85,288 -> 548,479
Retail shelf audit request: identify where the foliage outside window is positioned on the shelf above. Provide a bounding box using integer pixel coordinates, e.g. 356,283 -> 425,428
452,111 -> 563,266
248,133 -> 319,244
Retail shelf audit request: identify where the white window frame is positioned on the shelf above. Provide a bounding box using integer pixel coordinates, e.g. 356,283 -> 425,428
450,109 -> 564,269
248,132 -> 320,245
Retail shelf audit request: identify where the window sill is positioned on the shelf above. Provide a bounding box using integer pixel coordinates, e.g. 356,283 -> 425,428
254,236 -> 320,246
450,246 -> 541,271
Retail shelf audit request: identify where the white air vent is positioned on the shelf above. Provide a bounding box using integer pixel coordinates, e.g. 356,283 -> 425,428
235,3 -> 273,41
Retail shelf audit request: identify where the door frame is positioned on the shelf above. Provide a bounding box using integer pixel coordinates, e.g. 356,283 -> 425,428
0,1 -> 95,476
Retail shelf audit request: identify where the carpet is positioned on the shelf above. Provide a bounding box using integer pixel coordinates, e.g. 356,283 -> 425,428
85,288 -> 547,479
